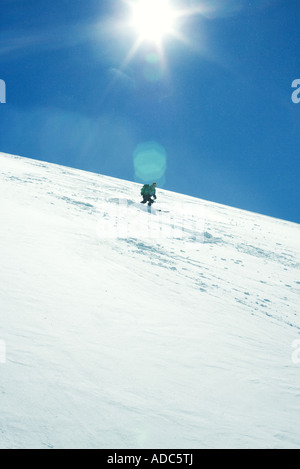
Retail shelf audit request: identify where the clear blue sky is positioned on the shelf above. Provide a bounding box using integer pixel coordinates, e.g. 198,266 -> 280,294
0,0 -> 299,223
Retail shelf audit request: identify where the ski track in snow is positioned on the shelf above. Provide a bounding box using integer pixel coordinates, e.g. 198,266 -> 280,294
0,152 -> 300,449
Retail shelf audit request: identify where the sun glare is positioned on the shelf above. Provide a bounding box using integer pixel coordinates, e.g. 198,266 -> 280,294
129,0 -> 176,43
114,0 -> 205,72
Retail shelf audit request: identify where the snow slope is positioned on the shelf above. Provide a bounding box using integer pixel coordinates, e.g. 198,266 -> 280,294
0,152 -> 299,449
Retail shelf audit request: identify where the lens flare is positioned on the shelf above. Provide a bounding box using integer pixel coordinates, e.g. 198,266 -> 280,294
143,53 -> 163,82
133,141 -> 167,183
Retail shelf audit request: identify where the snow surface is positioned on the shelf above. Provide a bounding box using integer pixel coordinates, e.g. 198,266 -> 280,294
0,152 -> 299,449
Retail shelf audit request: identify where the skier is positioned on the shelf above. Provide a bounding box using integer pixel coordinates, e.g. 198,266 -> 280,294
140,182 -> 157,206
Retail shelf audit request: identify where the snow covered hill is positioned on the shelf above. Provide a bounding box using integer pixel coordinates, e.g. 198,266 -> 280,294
0,152 -> 299,449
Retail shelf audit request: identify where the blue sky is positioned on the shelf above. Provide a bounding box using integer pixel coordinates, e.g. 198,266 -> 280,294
0,0 -> 299,223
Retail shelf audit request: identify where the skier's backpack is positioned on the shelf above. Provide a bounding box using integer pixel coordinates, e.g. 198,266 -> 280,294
141,184 -> 150,196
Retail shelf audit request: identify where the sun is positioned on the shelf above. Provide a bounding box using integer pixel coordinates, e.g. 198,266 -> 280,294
112,0 -> 204,72
129,0 -> 176,44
